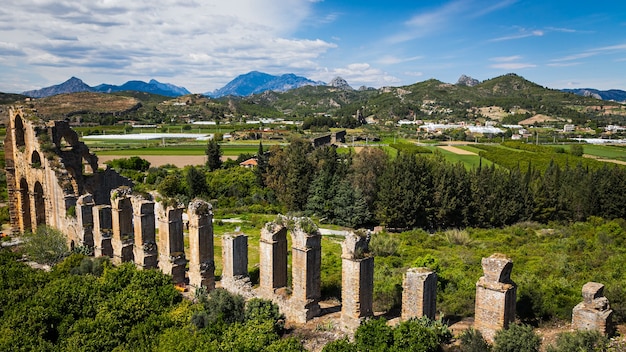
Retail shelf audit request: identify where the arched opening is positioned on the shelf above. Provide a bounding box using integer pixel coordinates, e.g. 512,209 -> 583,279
58,136 -> 72,151
18,178 -> 32,233
82,157 -> 94,175
31,151 -> 42,168
34,181 -> 46,227
14,115 -> 26,149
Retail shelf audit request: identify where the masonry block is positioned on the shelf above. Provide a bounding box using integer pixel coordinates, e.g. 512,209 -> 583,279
402,267 -> 437,320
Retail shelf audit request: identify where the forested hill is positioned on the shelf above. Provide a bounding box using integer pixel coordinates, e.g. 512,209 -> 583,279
223,73 -> 617,125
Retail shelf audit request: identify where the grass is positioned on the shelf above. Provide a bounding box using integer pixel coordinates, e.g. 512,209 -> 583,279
574,144 -> 626,160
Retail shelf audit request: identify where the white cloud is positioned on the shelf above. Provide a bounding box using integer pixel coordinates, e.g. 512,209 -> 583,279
490,56 -> 522,62
377,55 -> 423,65
0,0 -> 337,92
490,63 -> 536,69
312,63 -> 401,87
489,29 -> 544,42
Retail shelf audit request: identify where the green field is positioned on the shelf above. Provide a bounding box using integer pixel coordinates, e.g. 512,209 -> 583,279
577,144 -> 626,160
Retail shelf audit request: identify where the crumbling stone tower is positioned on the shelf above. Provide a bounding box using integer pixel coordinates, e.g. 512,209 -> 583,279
187,199 -> 215,290
221,231 -> 253,297
131,195 -> 157,269
474,253 -> 516,342
341,231 -> 374,330
157,204 -> 186,284
92,205 -> 113,257
290,217 -> 322,323
110,187 -> 134,264
402,267 -> 437,320
76,194 -> 95,251
259,220 -> 288,295
4,106 -> 132,245
572,282 -> 613,335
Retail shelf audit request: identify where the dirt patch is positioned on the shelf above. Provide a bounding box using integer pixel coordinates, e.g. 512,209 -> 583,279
583,154 -> 626,166
98,155 -> 238,168
437,146 -> 477,156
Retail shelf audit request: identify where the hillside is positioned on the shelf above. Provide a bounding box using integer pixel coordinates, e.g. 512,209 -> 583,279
27,92 -> 143,120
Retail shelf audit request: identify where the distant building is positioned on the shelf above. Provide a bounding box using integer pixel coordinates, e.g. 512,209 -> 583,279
239,158 -> 258,168
563,124 -> 576,133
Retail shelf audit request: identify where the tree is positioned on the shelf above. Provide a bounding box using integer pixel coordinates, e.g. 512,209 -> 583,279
206,138 -> 222,171
493,323 -> 541,352
22,225 -> 69,265
184,166 -> 208,198
255,141 -> 269,187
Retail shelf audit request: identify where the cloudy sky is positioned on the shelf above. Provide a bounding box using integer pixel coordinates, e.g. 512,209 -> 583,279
1,0 -> 625,93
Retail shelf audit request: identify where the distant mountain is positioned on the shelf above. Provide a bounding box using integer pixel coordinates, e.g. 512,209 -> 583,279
561,88 -> 626,102
328,77 -> 353,90
206,71 -> 324,98
22,77 -> 190,98
22,77 -> 93,98
456,74 -> 480,87
93,79 -> 190,97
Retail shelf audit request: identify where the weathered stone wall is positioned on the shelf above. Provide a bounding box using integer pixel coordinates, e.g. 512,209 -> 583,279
157,205 -> 186,284
401,267 -> 437,320
4,106 -> 132,247
187,199 -> 215,290
76,194 -> 95,250
572,282 -> 613,335
259,221 -> 288,296
221,231 -> 253,298
289,218 -> 322,323
92,205 -> 113,257
340,232 -> 374,330
474,253 -> 516,342
110,187 -> 134,264
131,195 -> 157,269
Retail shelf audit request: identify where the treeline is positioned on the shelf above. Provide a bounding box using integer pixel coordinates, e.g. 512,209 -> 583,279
261,141 -> 626,230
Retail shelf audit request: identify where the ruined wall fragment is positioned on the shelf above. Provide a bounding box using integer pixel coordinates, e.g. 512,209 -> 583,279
259,219 -> 288,296
158,203 -> 186,284
341,231 -> 374,330
110,187 -> 134,264
474,253 -> 516,342
92,205 -> 113,257
131,195 -> 157,269
187,199 -> 215,290
402,267 -> 437,320
572,282 -> 613,335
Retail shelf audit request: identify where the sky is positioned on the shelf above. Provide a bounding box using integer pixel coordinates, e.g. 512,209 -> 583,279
1,0 -> 625,94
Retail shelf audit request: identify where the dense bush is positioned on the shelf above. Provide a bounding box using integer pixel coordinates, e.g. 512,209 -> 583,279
546,330 -> 608,352
493,323 -> 541,352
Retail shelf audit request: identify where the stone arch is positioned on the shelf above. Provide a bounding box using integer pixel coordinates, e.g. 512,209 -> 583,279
18,178 -> 32,232
33,181 -> 46,227
31,150 -> 42,168
14,115 -> 26,149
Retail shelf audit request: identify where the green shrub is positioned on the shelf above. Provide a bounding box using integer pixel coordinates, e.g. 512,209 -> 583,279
244,298 -> 284,332
546,330 -> 608,352
22,226 -> 69,265
493,323 -> 541,352
459,328 -> 491,352
322,337 -> 357,352
354,318 -> 393,352
200,288 -> 245,325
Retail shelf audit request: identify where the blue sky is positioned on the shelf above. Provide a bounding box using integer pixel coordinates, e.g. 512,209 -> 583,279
1,0 -> 625,93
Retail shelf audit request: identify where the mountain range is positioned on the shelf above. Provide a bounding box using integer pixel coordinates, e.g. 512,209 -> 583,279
16,73 -> 626,103
22,77 -> 191,98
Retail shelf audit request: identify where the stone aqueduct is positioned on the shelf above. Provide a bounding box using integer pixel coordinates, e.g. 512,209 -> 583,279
4,106 -> 613,335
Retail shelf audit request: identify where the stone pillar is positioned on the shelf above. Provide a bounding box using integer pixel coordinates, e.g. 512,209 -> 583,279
572,282 -> 613,335
259,221 -> 288,296
290,218 -> 322,323
76,194 -> 95,251
158,204 -> 186,284
221,231 -> 253,297
341,232 -> 374,330
92,205 -> 113,257
402,268 -> 437,320
131,196 -> 157,269
187,199 -> 214,290
474,253 -> 516,342
110,188 -> 134,264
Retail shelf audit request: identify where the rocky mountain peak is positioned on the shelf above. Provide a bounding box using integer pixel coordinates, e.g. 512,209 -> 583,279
329,77 -> 353,90
456,74 -> 479,87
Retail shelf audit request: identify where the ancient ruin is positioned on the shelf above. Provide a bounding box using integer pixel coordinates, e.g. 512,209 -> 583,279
340,231 -> 374,330
157,204 -> 186,284
401,267 -> 437,320
187,199 -> 215,290
221,231 -> 253,298
474,253 -> 517,342
572,282 -> 613,335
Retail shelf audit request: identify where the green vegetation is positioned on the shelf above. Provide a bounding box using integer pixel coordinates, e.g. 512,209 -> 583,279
0,251 -> 303,351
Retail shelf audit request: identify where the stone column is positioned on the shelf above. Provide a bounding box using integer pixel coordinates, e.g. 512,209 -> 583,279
131,196 -> 157,269
290,217 -> 322,323
474,253 -> 516,342
110,188 -> 134,264
158,204 -> 186,284
187,199 -> 214,290
259,221 -> 288,296
341,232 -> 374,330
221,231 -> 252,297
402,268 -> 437,320
572,282 -> 613,335
92,205 -> 113,257
76,194 -> 95,251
